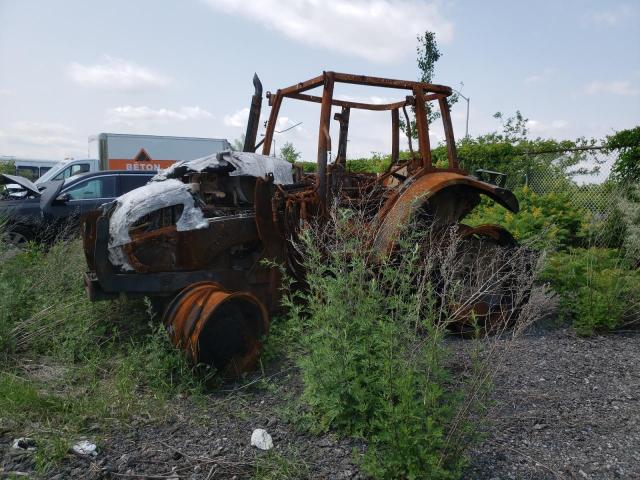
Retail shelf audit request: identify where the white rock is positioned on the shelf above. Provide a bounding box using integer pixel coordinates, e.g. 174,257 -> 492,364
251,429 -> 273,450
72,440 -> 98,456
12,437 -> 36,451
167,466 -> 179,480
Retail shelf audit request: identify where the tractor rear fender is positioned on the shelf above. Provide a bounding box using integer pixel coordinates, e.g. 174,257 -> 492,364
373,171 -> 519,255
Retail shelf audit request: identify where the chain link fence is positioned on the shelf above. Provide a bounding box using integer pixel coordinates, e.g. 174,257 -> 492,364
525,170 -> 623,220
473,145 -> 639,258
505,147 -> 625,219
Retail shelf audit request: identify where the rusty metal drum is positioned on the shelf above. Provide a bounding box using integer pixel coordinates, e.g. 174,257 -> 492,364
163,281 -> 269,378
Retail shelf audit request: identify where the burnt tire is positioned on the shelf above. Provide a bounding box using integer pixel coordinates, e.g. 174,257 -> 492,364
416,223 -> 532,337
446,226 -> 532,336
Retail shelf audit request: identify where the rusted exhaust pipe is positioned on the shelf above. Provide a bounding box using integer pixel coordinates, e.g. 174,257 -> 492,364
163,281 -> 269,378
243,73 -> 263,152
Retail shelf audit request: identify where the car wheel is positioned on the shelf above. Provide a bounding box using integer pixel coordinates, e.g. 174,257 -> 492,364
2,226 -> 33,248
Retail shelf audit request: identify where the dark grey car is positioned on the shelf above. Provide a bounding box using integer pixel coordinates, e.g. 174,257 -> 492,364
0,170 -> 154,245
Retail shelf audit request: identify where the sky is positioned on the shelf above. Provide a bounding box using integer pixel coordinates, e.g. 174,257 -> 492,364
0,0 -> 638,171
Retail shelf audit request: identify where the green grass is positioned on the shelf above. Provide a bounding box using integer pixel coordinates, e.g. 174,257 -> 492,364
0,238 -> 205,473
253,449 -> 310,480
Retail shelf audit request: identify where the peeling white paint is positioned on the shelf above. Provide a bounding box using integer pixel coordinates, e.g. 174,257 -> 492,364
108,179 -> 208,270
107,151 -> 293,270
152,151 -> 294,185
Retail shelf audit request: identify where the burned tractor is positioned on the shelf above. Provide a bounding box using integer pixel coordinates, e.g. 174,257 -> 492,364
82,72 -> 521,377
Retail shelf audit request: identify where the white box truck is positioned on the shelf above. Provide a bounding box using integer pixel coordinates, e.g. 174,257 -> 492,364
88,133 -> 232,171
30,133 -> 231,185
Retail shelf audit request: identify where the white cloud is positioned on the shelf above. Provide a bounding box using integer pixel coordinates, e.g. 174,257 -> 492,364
526,119 -> 568,134
69,56 -> 171,91
582,4 -> 638,27
336,94 -> 395,105
583,80 -> 639,96
369,95 -> 391,105
276,116 -> 293,131
6,133 -> 81,149
12,121 -> 74,136
524,68 -> 554,84
275,116 -> 306,132
0,121 -> 82,157
107,105 -> 213,126
584,5 -> 637,26
0,88 -> 13,97
224,107 -> 250,127
202,0 -> 453,62
591,11 -> 620,25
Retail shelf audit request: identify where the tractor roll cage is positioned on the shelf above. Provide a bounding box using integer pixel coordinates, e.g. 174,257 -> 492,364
256,71 -> 459,208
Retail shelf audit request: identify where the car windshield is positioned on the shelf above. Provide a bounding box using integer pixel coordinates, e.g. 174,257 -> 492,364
35,162 -> 65,184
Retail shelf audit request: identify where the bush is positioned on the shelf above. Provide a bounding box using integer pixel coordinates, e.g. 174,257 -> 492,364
282,210 -> 541,479
433,133 -> 600,185
296,151 -> 419,174
465,186 -> 591,250
296,154 -> 392,174
285,220 -> 462,478
540,248 -> 640,335
618,185 -> 640,266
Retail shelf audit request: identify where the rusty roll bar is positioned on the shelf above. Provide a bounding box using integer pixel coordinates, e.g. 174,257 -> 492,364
316,72 -> 335,214
261,71 -> 459,208
284,92 -> 410,112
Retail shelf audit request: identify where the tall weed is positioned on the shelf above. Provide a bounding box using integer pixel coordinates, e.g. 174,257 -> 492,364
282,208 -> 544,479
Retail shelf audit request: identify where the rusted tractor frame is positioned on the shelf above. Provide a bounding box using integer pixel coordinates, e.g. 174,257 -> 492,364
82,71 -> 520,377
260,72 -> 460,213
254,72 -> 517,254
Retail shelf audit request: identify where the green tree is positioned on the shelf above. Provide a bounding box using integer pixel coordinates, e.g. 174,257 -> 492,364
0,161 -> 15,175
403,31 -> 459,138
605,126 -> 640,183
492,111 -> 529,143
429,110 -> 602,182
231,134 -> 245,151
416,31 -> 458,121
279,142 -> 301,163
417,32 -> 440,85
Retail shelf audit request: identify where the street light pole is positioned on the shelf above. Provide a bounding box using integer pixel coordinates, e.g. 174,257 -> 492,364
465,96 -> 470,138
260,121 -> 302,157
452,88 -> 470,138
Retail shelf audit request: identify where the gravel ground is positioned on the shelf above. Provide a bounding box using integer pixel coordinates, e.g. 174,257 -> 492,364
465,328 -> 640,480
1,365 -> 365,479
2,327 -> 639,479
